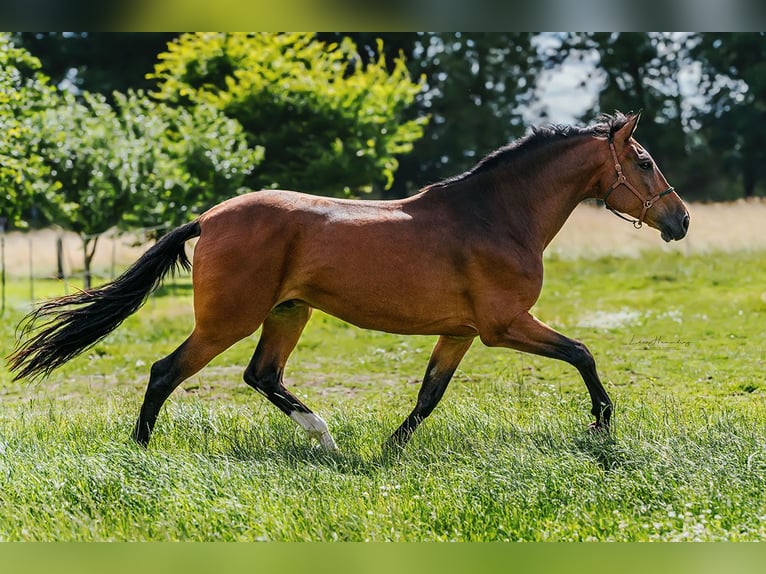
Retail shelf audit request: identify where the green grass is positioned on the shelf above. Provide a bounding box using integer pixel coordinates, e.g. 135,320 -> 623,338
0,249 -> 765,541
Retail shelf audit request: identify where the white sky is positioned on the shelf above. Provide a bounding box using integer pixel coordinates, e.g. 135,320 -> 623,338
523,33 -> 599,125
525,60 -> 599,125
523,32 -> 707,128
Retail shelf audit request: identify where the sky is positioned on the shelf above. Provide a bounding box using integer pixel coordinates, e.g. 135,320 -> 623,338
524,32 -> 707,128
523,33 -> 599,125
526,58 -> 599,125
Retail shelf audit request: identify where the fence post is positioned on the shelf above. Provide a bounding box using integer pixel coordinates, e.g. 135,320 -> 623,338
111,231 -> 117,281
56,233 -> 64,280
28,234 -> 34,305
0,217 -> 6,317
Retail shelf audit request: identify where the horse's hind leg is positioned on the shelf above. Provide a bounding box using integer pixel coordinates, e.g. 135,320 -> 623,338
132,330 -> 236,446
244,301 -> 338,451
388,335 -> 474,449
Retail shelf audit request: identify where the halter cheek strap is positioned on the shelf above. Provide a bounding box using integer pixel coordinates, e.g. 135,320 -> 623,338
603,136 -> 675,229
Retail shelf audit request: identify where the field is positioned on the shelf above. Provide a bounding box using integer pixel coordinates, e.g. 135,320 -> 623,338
0,201 -> 765,541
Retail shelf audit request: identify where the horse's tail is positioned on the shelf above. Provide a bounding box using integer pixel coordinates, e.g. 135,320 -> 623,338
7,220 -> 202,382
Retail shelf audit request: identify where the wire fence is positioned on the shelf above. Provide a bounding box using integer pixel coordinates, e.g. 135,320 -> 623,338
0,225 -> 187,316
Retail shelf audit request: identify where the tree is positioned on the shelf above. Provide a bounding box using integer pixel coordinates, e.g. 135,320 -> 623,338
35,90 -> 260,287
0,33 -> 57,228
35,91 -> 137,288
689,32 -> 766,198
119,92 -> 263,230
394,33 -> 543,196
15,32 -> 178,97
149,32 -> 427,197
319,33 -> 543,197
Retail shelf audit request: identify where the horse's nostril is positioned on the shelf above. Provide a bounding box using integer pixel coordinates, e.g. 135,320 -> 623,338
682,213 -> 690,231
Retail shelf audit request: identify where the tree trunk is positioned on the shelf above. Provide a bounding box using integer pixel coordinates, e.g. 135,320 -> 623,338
56,234 -> 65,280
82,235 -> 99,290
743,163 -> 755,199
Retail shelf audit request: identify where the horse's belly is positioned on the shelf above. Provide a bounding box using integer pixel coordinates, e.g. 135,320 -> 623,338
296,281 -> 476,337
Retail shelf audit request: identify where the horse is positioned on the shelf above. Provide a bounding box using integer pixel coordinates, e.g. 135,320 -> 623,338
8,111 -> 689,451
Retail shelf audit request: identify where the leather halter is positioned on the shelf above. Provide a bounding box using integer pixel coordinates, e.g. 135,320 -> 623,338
603,135 -> 675,229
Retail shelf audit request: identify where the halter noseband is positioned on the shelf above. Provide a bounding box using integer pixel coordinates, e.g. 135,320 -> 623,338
603,135 -> 675,229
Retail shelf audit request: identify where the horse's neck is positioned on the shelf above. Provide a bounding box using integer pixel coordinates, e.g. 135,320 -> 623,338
490,138 -> 604,251
413,137 -> 605,253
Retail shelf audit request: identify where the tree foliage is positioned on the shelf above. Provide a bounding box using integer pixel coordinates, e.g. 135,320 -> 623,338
149,32 -> 427,197
689,32 -> 766,198
35,90 -> 260,287
397,33 -> 542,194
15,32 -> 178,96
323,33 -> 543,196
38,92 -> 130,237
114,91 -> 262,230
0,33 -> 57,228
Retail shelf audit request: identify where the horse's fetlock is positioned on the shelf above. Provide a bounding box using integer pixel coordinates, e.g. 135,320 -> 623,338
592,400 -> 613,422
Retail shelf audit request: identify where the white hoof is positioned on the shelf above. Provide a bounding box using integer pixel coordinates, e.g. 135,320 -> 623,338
290,411 -> 338,452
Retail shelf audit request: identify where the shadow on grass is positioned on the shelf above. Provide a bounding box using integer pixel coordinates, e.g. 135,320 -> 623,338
217,428 -> 631,478
217,437 -> 405,478
571,432 -> 626,471
151,402 -> 640,477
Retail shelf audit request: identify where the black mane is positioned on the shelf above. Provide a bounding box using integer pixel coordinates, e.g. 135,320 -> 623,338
426,112 -> 633,189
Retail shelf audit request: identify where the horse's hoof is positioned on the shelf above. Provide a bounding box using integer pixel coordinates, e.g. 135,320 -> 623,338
587,421 -> 609,433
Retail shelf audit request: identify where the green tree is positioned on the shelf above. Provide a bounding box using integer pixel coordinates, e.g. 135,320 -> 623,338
0,33 -> 57,228
36,90 -> 260,287
16,32 -> 178,97
689,32 -> 766,198
36,91 -> 134,288
394,33 -> 542,196
149,32 -> 426,197
119,91 -> 262,230
319,33 -> 543,197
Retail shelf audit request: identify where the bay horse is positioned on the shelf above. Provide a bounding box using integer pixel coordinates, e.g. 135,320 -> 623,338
8,112 -> 689,451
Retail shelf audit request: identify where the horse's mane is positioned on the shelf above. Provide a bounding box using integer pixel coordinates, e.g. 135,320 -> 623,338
425,112 -> 633,190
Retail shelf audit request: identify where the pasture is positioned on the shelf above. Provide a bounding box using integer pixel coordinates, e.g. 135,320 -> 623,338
0,202 -> 765,541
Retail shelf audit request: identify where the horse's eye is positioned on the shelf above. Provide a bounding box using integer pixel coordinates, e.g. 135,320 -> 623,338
638,160 -> 653,171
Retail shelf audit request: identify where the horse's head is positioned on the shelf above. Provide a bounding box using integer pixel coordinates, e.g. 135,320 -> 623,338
600,112 -> 689,242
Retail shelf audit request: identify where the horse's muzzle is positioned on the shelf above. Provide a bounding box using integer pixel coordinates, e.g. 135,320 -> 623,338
660,211 -> 690,242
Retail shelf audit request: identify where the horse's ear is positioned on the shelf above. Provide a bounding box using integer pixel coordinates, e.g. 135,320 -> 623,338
628,110 -> 642,139
614,111 -> 641,144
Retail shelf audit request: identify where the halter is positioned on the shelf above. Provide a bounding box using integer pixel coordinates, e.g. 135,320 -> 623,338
603,135 -> 675,229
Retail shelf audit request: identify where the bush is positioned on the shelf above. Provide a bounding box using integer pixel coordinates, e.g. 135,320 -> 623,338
150,33 -> 427,197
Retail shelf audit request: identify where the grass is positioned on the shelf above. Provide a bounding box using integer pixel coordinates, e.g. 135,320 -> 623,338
0,249 -> 765,541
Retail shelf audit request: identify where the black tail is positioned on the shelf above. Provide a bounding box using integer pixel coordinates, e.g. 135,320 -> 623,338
7,220 -> 202,381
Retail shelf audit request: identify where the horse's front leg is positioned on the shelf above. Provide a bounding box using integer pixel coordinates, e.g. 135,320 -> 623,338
480,311 -> 612,430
